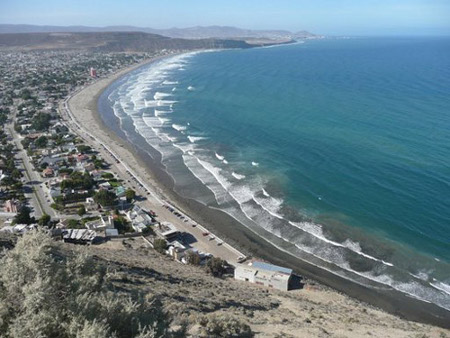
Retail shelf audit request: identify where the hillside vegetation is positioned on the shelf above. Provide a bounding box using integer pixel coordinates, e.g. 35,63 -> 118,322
1,232 -> 449,337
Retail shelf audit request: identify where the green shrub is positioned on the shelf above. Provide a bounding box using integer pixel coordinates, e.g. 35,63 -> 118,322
0,231 -> 170,337
153,238 -> 167,254
198,314 -> 253,337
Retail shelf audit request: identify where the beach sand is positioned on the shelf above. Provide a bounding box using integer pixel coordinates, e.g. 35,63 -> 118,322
65,54 -> 450,329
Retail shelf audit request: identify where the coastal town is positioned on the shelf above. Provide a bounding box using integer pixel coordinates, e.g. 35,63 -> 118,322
0,48 -> 297,292
0,37 -> 449,336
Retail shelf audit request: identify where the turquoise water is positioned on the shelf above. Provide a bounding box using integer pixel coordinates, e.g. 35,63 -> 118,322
102,37 -> 450,310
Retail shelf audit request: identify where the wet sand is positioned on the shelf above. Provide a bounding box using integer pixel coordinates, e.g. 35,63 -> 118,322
67,53 -> 450,328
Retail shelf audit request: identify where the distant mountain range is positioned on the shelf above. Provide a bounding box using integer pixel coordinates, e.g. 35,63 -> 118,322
0,24 -> 318,40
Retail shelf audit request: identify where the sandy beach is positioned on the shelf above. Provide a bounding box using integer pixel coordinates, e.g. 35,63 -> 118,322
63,53 -> 450,329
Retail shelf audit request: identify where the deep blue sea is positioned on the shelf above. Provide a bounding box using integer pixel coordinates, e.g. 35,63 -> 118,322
101,37 -> 450,310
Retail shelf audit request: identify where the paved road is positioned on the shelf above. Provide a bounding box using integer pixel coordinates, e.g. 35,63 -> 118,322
60,95 -> 245,265
7,118 -> 68,220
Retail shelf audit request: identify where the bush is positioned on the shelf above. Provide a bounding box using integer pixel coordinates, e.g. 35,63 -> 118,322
198,314 -> 253,337
50,203 -> 64,211
0,231 -> 170,337
34,136 -> 48,148
94,190 -> 117,208
114,216 -> 132,234
77,205 -> 86,216
38,213 -> 51,227
185,250 -> 201,266
66,219 -> 83,229
153,238 -> 167,254
206,257 -> 227,277
125,188 -> 136,202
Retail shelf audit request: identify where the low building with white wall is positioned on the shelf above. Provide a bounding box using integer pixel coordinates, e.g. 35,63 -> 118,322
234,261 -> 292,291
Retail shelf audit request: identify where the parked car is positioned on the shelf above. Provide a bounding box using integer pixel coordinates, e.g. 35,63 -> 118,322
237,256 -> 246,263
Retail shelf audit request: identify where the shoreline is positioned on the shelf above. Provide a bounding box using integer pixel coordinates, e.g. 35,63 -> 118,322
64,51 -> 450,328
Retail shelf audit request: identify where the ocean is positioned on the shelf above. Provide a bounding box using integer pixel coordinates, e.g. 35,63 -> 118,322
99,37 -> 450,311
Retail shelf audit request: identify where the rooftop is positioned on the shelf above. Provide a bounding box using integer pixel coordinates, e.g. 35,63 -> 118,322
251,261 -> 292,275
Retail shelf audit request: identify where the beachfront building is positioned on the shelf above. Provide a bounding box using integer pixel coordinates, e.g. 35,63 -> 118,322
126,205 -> 155,232
234,261 -> 293,291
155,221 -> 180,242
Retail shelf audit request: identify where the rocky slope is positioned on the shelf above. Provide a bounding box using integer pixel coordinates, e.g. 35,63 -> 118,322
77,238 -> 449,337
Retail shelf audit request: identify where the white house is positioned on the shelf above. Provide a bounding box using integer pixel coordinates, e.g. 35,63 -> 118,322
234,261 -> 292,291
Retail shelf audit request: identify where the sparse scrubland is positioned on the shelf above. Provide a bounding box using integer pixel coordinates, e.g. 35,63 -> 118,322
0,232 -> 448,337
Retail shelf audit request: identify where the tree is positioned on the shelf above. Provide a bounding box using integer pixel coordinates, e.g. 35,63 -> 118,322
31,113 -> 51,131
125,188 -> 136,202
76,145 -> 92,153
11,169 -> 22,180
12,206 -> 33,225
0,231 -> 170,337
206,257 -> 227,277
77,205 -> 86,216
35,136 -> 48,148
114,215 -> 131,234
66,219 -> 83,229
94,190 -> 117,208
38,213 -> 51,227
14,123 -> 22,133
185,250 -> 201,266
153,238 -> 167,254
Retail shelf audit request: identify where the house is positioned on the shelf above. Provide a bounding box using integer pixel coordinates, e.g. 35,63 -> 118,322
155,222 -> 180,242
4,199 -> 19,213
85,215 -> 114,232
126,205 -> 154,233
0,224 -> 38,235
168,241 -> 187,261
85,197 -> 97,211
105,228 -> 119,237
234,261 -> 292,291
43,167 -> 54,177
49,186 -> 62,200
116,186 -> 126,198
62,229 -> 99,244
83,162 -> 95,172
77,154 -> 89,163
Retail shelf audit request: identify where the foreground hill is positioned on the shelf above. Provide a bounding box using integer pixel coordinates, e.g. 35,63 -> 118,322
0,31 -> 254,52
0,24 -> 318,40
0,232 -> 447,337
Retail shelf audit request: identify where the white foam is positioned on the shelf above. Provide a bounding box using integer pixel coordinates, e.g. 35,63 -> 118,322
158,117 -> 170,125
262,188 -> 270,197
188,86 -> 195,91
154,109 -> 170,117
253,193 -> 284,220
223,160 -> 228,164
232,172 -> 246,180
153,92 -> 172,100
430,281 -> 450,296
163,80 -> 178,85
172,124 -> 187,132
215,153 -> 225,161
252,162 -> 259,167
187,136 -> 206,143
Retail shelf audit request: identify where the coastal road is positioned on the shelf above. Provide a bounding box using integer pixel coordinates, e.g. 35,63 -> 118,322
60,84 -> 246,265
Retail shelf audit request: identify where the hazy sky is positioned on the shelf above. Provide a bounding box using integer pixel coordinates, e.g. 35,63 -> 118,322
1,0 -> 449,36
